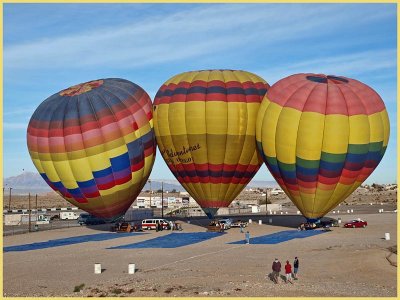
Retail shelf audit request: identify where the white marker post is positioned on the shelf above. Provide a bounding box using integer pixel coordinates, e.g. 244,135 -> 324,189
128,263 -> 136,274
94,263 -> 101,274
385,233 -> 390,240
258,220 -> 262,225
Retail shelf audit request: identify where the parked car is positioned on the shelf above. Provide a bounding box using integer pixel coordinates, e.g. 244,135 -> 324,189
78,213 -> 106,225
231,220 -> 248,228
50,215 -> 60,221
317,219 -> 339,228
218,218 -> 233,229
344,219 -> 367,228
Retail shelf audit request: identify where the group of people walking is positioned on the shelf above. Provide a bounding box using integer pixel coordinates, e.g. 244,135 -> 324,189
271,257 -> 299,284
155,221 -> 182,232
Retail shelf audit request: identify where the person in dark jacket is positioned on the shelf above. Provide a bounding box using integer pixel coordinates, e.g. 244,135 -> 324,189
272,258 -> 281,284
285,260 -> 293,284
293,257 -> 299,279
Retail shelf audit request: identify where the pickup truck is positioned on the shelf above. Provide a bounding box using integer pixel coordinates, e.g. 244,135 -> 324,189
231,220 -> 248,228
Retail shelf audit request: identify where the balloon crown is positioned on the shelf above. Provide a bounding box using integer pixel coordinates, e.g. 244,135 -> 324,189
306,75 -> 349,84
59,79 -> 104,97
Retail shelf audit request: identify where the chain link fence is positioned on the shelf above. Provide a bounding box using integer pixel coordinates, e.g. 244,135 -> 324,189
3,220 -> 81,236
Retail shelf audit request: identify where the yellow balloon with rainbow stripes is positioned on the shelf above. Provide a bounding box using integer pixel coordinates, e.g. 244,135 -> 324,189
153,70 -> 269,218
256,73 -> 390,221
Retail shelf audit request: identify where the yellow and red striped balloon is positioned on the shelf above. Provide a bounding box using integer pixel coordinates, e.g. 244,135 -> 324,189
154,70 -> 269,218
27,78 -> 156,219
256,73 -> 390,221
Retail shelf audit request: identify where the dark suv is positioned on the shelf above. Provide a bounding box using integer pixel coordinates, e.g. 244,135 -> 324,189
78,213 -> 106,225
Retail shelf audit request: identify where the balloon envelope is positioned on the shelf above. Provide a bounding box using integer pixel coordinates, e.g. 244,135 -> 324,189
256,73 -> 390,221
27,78 -> 156,219
153,70 -> 269,218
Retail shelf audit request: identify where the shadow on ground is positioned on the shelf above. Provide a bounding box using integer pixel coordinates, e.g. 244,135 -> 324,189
182,215 -> 338,229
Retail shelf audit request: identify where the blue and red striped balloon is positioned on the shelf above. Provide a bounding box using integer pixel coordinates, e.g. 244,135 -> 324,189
27,78 -> 156,219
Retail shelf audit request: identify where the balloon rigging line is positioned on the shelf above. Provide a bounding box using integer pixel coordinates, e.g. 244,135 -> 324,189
143,244 -> 245,272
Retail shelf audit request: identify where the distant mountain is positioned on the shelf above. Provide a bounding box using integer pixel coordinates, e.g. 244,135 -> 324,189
148,179 -> 278,190
143,180 -> 185,192
3,172 -> 278,195
246,180 -> 278,188
3,172 -> 51,194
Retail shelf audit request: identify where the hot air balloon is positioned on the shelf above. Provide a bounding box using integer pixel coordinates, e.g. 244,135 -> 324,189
153,70 -> 269,218
256,73 -> 390,222
27,78 -> 156,219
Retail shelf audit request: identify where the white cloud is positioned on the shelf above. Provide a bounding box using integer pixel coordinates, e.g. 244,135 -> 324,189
4,4 -> 395,70
257,49 -> 397,85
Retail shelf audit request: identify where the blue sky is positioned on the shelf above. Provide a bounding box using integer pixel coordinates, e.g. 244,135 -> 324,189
3,3 -> 397,184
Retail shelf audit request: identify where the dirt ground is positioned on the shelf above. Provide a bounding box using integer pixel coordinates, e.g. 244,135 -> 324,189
3,208 -> 397,297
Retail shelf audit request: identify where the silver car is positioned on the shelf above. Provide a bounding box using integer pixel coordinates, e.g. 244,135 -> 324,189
218,218 -> 233,229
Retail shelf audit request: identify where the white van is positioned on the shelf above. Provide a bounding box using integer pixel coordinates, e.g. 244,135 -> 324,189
141,219 -> 169,230
60,211 -> 79,220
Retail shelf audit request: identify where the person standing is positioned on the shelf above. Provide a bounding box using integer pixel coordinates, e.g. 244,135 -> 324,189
285,260 -> 293,284
240,221 -> 244,233
293,257 -> 299,279
245,231 -> 250,244
272,258 -> 281,284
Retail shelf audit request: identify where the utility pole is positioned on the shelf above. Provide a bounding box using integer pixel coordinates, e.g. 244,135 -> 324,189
161,181 -> 164,219
8,187 -> 12,211
266,188 -> 269,224
35,194 -> 38,221
28,193 -> 31,232
148,179 -> 152,208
